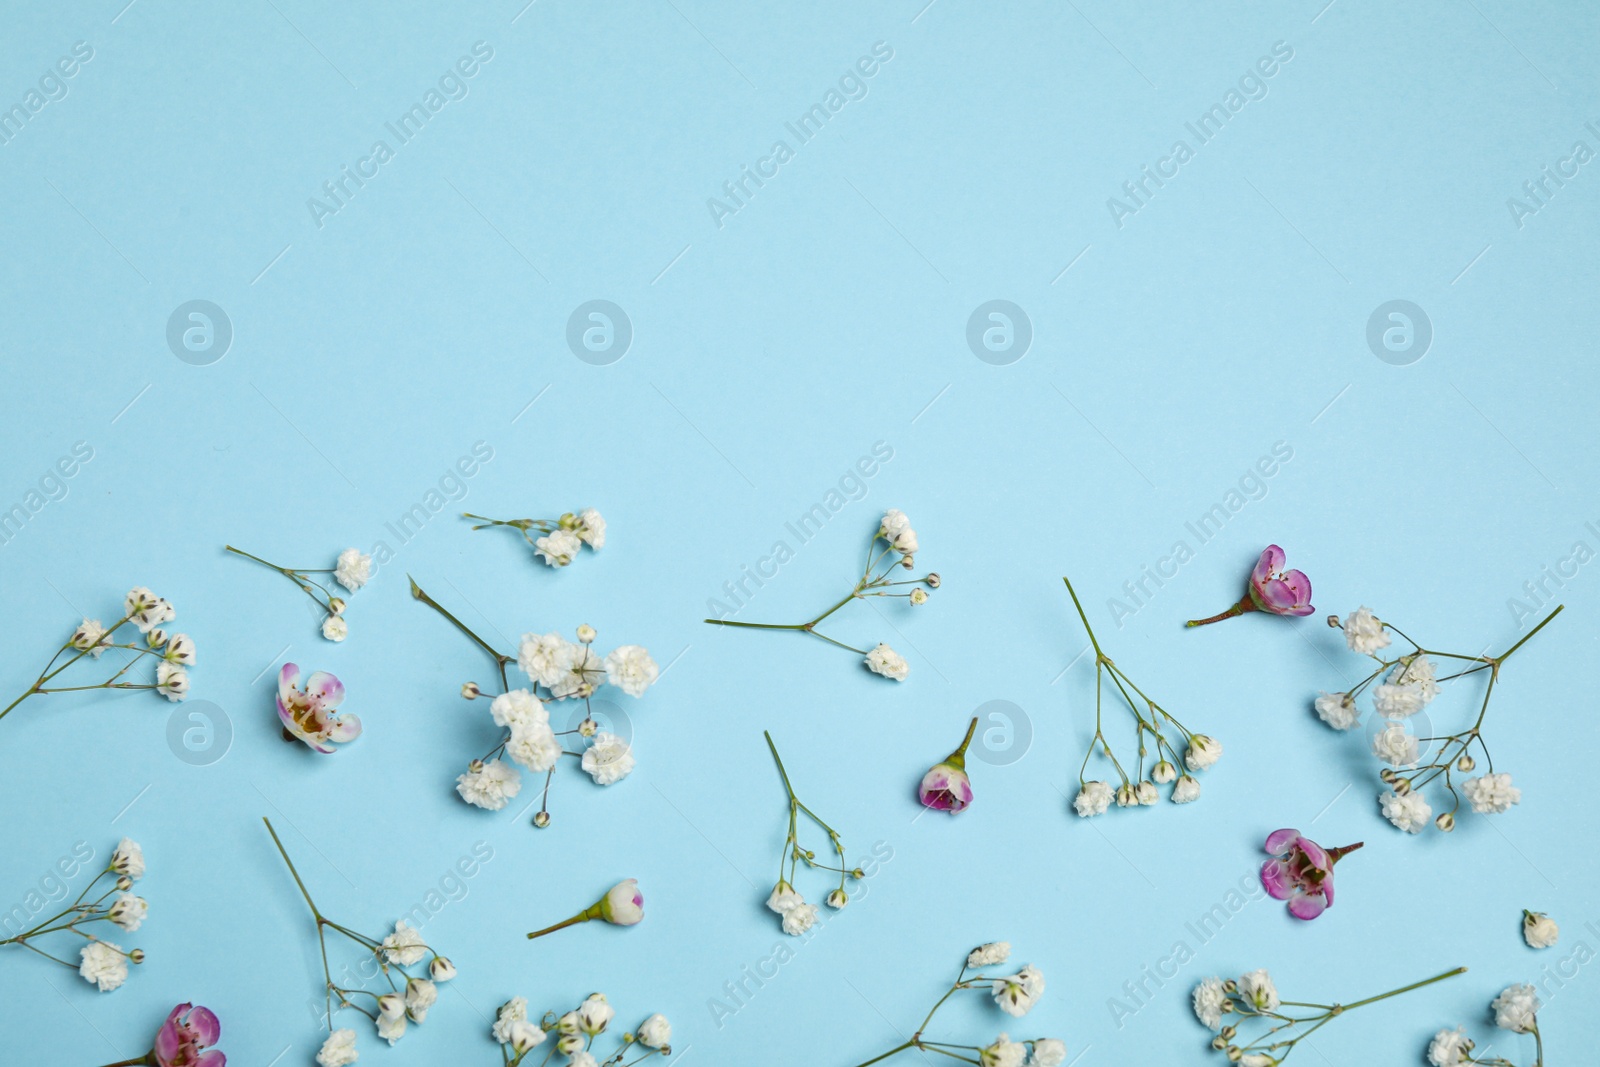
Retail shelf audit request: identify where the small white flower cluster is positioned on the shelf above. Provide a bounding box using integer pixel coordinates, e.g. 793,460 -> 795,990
763,732 -> 861,935
766,881 -> 824,937
464,508 -> 605,568
321,548 -> 374,642
42,838 -> 151,993
1073,734 -> 1220,817
1427,983 -> 1544,1066
311,923 -> 458,1062
490,993 -> 670,1066
1522,910 -> 1559,949
1316,606 -> 1552,838
453,625 -> 658,824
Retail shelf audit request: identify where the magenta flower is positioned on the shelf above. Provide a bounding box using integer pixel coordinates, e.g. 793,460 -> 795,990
277,663 -> 360,753
153,1002 -> 225,1067
1186,545 -> 1313,627
1260,828 -> 1362,920
918,717 -> 977,814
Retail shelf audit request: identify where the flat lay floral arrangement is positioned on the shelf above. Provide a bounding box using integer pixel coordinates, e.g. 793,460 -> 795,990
1,511 -> 1575,1066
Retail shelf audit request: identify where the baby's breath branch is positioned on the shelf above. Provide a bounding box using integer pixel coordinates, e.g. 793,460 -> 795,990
408,576 -> 514,693
226,545 -> 337,611
1,615 -> 141,723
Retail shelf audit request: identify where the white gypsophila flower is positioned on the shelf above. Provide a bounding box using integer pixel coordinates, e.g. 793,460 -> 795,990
404,978 -> 437,1023
968,942 -> 1012,968
321,615 -> 348,642
603,645 -> 659,697
381,921 -> 427,966
638,1013 -> 671,1049
507,1021 -> 544,1054
1238,969 -> 1279,1012
1524,911 -> 1559,949
568,1054 -> 598,1067
429,957 -> 456,981
108,894 -> 147,932
781,902 -> 819,936
492,997 -> 529,1044
316,1029 -> 360,1067
1343,606 -> 1390,655
71,619 -> 109,657
506,722 -> 562,773
557,1011 -> 581,1036
376,1010 -> 406,1045
163,633 -> 196,665
1463,773 -> 1521,814
534,528 -> 582,567
1393,654 -> 1441,701
456,759 -> 522,810
491,689 -> 548,730
992,965 -> 1045,1017
826,888 -> 849,909
1372,722 -> 1419,767
1192,977 -> 1227,1030
1114,784 -> 1137,808
1241,1057 -> 1276,1067
979,1035 -> 1025,1067
1491,984 -> 1540,1033
78,940 -> 128,992
879,509 -> 911,540
1172,776 -> 1202,804
552,645 -> 606,699
1427,1026 -> 1472,1066
156,663 -> 189,702
576,993 -> 613,1035
1314,691 -> 1362,730
1073,781 -> 1113,817
335,548 -> 373,592
892,526 -> 920,556
1380,789 -> 1431,833
518,632 -> 573,689
111,839 -> 145,880
864,642 -> 910,681
1184,734 -> 1222,771
766,883 -> 802,914
1028,1038 -> 1067,1067
1152,760 -> 1177,784
1134,781 -> 1158,805
581,732 -> 635,785
125,588 -> 175,634
577,508 -> 606,549
1373,683 -> 1428,719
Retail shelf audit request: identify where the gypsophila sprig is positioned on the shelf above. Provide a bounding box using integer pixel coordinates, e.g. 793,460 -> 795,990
264,819 -> 457,1057
490,993 -> 670,1065
1063,577 -> 1219,816
704,508 -> 934,681
1426,982 -> 1547,1066
764,732 -> 860,935
410,577 -> 658,829
847,943 -> 1062,1067
1314,604 -> 1562,836
1191,965 -> 1464,1064
225,545 -> 372,642
462,507 -> 605,567
1,837 -> 149,992
1,588 -> 193,726
96,1002 -> 227,1067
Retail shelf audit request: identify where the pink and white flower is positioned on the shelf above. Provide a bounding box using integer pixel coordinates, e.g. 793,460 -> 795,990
277,664 -> 360,753
1259,828 -> 1362,920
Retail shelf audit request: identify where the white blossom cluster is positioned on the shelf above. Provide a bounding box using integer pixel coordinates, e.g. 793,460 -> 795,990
490,993 -> 671,1066
313,923 -> 459,1063
1427,983 -> 1545,1066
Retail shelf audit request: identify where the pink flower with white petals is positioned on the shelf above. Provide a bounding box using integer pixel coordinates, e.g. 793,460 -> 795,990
153,1002 -> 226,1067
1187,545 -> 1313,627
918,717 -> 977,814
1259,828 -> 1362,920
277,664 -> 360,753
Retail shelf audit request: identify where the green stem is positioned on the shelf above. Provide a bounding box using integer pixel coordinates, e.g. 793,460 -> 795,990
1338,966 -> 1465,1012
408,576 -> 514,686
1497,605 -> 1562,661
262,817 -> 324,922
849,1040 -> 916,1067
526,902 -> 603,940
1185,593 -> 1256,627
1061,577 -> 1104,659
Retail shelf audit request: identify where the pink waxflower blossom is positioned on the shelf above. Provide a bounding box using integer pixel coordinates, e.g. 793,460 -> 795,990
277,663 -> 360,753
152,1002 -> 226,1067
1259,828 -> 1362,920
1187,545 -> 1313,627
918,717 -> 977,814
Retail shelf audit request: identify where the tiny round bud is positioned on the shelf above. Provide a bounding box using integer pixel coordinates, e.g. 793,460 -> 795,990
1211,1037 -> 1228,1051
1393,777 -> 1412,796
461,682 -> 481,700
533,811 -> 551,828
1436,812 -> 1455,832
129,948 -> 145,963
1456,753 -> 1476,772
578,718 -> 598,738
576,624 -> 596,644
1222,979 -> 1238,994
850,867 -> 865,879
925,573 -> 941,588
117,875 -> 132,891
1227,1046 -> 1243,1063
328,596 -> 346,616
909,588 -> 929,606
469,759 -> 486,773
558,511 -> 578,529
900,554 -> 915,569
577,682 -> 597,698
1326,614 -> 1341,628
1379,767 -> 1395,783
1220,1025 -> 1236,1041
804,849 -> 816,860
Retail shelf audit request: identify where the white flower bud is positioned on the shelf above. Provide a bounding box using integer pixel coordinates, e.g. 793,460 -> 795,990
461,682 -> 481,699
429,956 -> 457,981
576,624 -> 596,644
328,596 -> 346,616
1152,760 -> 1177,784
909,588 -> 928,605
533,811 -> 551,828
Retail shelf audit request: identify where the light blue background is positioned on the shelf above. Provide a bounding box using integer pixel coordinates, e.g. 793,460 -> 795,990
1,1 -> 1596,1064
